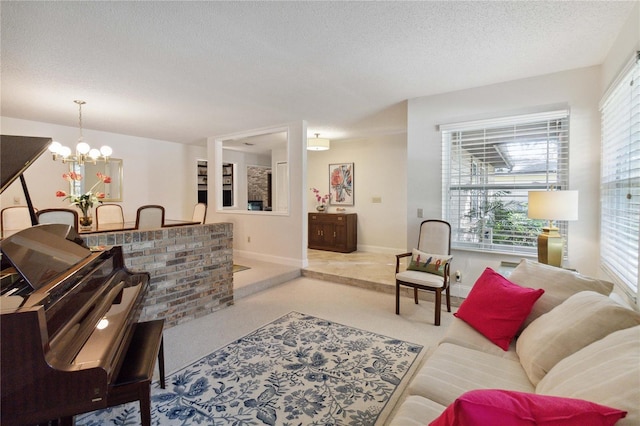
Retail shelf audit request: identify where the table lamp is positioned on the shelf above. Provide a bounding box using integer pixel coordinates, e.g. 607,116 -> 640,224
527,190 -> 579,267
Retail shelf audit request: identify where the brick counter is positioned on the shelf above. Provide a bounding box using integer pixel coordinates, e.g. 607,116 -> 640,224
81,223 -> 233,328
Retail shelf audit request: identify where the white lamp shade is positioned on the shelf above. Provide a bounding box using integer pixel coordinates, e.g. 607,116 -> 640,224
528,190 -> 579,221
307,137 -> 330,151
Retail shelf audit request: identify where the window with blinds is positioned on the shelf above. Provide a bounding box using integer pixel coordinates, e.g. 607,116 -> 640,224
441,110 -> 570,255
600,52 -> 639,298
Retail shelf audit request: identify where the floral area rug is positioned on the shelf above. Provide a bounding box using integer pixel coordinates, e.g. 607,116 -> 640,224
76,311 -> 424,425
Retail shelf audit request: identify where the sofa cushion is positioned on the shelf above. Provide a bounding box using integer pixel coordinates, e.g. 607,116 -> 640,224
517,291 -> 640,385
454,267 -> 544,350
537,325 -> 640,426
508,259 -> 613,329
429,389 -> 627,426
409,343 -> 534,407
439,317 -> 519,361
387,395 -> 446,426
407,248 -> 452,277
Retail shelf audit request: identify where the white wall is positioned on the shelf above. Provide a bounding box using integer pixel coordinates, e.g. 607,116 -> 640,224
601,1 -> 639,94
1,117 -> 206,221
307,134 -> 407,253
407,65 -> 603,293
207,121 -> 307,267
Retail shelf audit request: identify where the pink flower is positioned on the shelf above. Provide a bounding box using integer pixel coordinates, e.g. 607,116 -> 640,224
56,190 -> 67,197
95,192 -> 105,199
310,188 -> 330,204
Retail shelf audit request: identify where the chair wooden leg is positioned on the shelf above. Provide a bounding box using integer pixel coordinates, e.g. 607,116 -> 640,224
446,284 -> 451,312
413,287 -> 419,304
434,289 -> 442,326
395,282 -> 400,315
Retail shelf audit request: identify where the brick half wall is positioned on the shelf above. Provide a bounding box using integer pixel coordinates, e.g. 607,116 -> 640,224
81,223 -> 233,328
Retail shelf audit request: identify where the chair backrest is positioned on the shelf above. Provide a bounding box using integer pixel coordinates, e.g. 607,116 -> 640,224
135,205 -> 165,230
36,208 -> 79,232
1,206 -> 36,238
192,203 -> 207,224
417,219 -> 451,255
96,204 -> 124,227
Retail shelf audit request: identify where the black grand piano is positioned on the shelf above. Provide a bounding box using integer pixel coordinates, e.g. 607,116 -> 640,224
0,136 -> 159,425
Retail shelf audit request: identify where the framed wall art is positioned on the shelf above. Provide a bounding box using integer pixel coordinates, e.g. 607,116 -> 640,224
329,162 -> 354,206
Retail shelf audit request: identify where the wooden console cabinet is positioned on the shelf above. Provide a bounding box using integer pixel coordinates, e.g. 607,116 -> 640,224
308,213 -> 357,253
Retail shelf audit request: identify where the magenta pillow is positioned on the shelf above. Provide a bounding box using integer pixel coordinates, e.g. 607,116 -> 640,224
454,267 -> 544,350
429,389 -> 627,426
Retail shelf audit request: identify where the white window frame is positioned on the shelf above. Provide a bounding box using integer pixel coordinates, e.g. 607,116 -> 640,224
600,51 -> 640,300
441,110 -> 570,256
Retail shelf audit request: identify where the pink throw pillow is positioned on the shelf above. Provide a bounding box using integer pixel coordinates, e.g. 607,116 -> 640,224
454,267 -> 544,350
429,389 -> 627,426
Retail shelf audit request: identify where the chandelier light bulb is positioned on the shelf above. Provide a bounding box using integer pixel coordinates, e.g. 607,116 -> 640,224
89,148 -> 101,159
48,141 -> 61,154
59,146 -> 72,158
76,141 -> 90,155
100,145 -> 113,157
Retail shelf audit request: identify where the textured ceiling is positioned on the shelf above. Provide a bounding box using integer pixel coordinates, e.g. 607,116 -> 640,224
0,1 -> 635,145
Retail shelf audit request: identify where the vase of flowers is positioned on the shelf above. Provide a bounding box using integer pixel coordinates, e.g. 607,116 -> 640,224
310,187 -> 330,212
56,171 -> 110,229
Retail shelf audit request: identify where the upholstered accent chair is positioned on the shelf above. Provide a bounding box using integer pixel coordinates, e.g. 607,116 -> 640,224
395,219 -> 452,326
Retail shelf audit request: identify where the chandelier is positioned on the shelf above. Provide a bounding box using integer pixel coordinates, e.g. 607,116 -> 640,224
48,100 -> 113,165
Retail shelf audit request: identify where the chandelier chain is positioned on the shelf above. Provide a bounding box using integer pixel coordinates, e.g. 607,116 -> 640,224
75,100 -> 86,141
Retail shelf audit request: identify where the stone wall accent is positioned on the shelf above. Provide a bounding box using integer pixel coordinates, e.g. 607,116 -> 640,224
81,223 -> 233,328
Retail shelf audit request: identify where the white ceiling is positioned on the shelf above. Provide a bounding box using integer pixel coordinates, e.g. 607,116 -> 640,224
1,1 -> 635,146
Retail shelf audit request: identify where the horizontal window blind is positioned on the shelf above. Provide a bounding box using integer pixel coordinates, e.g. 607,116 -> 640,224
442,111 -> 570,255
600,52 -> 639,298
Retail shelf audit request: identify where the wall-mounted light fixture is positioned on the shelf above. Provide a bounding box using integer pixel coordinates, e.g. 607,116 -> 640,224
307,133 -> 330,151
48,100 -> 113,165
528,190 -> 579,267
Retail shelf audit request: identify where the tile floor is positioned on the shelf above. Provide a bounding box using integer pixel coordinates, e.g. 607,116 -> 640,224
233,249 -> 465,304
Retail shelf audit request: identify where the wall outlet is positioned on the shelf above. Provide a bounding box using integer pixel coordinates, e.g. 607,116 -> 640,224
372,196 -> 382,203
417,208 -> 423,218
455,270 -> 462,282
247,236 -> 251,243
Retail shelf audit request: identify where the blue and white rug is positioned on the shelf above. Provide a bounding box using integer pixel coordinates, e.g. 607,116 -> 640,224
76,311 -> 424,425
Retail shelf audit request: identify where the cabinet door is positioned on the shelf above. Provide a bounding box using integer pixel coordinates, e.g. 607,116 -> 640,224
333,219 -> 347,251
308,221 -> 324,248
309,215 -> 334,249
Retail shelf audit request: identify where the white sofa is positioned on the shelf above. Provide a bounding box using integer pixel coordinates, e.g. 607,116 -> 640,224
389,260 -> 640,425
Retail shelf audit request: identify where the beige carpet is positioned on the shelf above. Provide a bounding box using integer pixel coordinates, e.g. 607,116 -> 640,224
163,276 -> 451,376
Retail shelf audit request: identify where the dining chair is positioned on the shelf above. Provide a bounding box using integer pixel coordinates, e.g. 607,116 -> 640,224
36,208 -> 79,232
192,203 -> 207,224
1,206 -> 37,238
95,204 -> 125,229
395,219 -> 452,326
135,205 -> 165,230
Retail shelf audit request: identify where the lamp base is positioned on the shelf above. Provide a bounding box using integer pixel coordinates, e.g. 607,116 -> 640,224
537,226 -> 563,267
